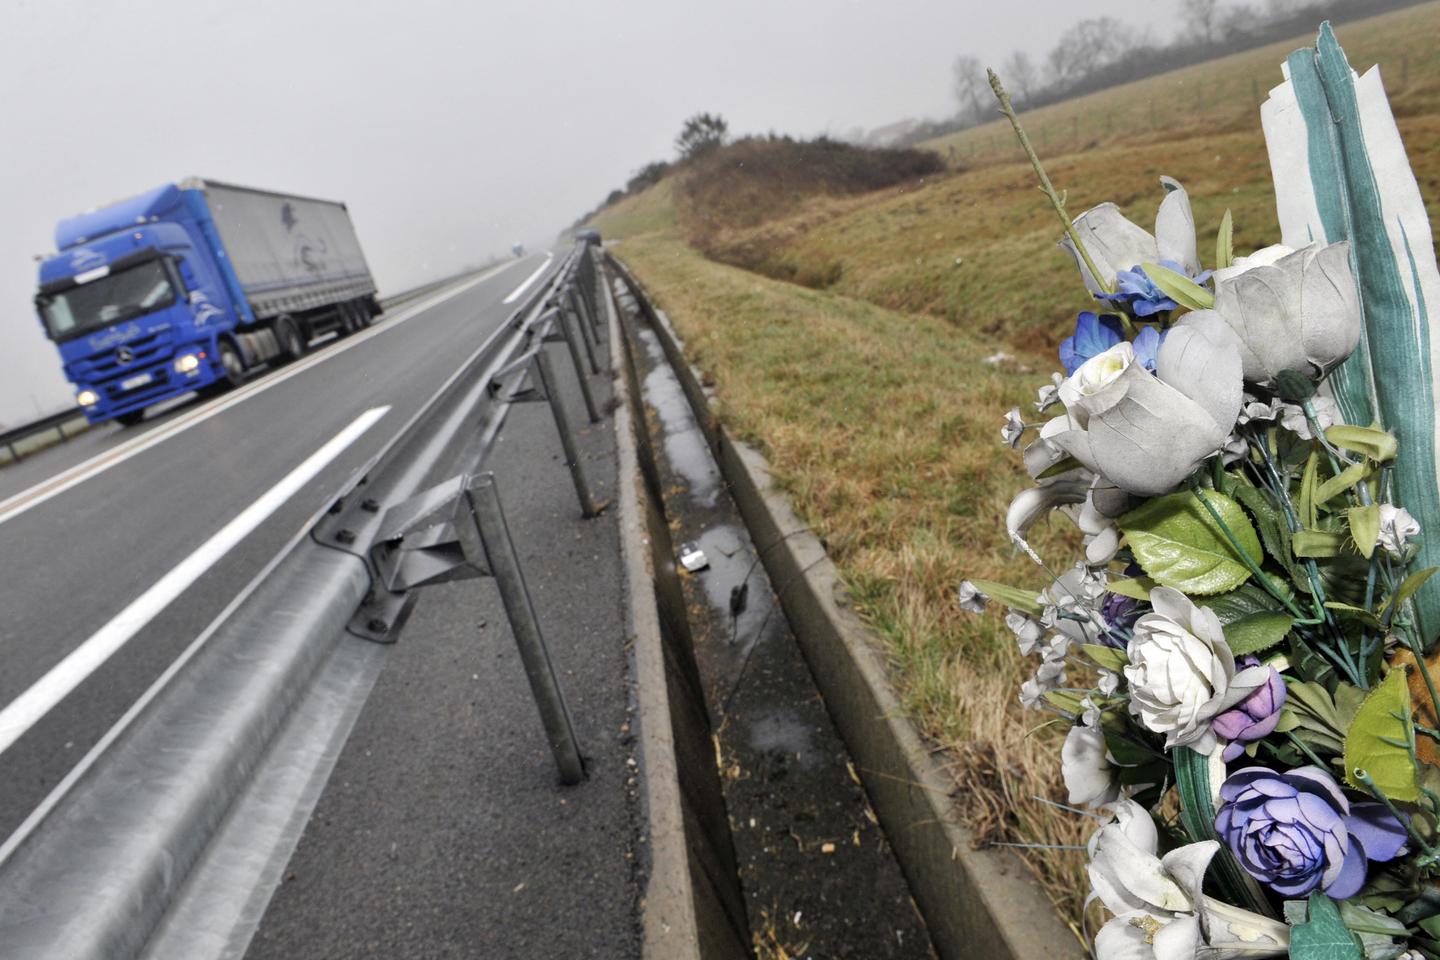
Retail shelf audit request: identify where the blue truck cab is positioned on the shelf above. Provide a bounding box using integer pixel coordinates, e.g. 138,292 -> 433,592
35,180 -> 379,426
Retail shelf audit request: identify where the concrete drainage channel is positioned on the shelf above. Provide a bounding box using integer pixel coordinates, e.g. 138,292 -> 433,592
607,254 -> 1084,960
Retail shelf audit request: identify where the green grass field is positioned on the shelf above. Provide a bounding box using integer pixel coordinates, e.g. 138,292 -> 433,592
588,2 -> 1440,934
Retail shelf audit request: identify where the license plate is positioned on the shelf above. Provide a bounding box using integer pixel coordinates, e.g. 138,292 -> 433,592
120,373 -> 153,391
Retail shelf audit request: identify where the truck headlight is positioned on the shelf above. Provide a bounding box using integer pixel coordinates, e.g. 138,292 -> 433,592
77,388 -> 100,407
174,353 -> 201,374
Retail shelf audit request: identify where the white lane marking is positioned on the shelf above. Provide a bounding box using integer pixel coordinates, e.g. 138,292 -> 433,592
502,252 -> 555,304
0,406 -> 390,758
0,261 -> 523,528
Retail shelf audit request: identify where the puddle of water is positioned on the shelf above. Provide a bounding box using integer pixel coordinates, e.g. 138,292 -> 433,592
745,707 -> 820,769
627,311 -> 937,960
636,328 -> 721,508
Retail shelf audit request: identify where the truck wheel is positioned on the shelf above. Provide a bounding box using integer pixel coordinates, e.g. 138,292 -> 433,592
276,316 -> 306,363
115,411 -> 145,427
339,302 -> 361,337
213,339 -> 246,391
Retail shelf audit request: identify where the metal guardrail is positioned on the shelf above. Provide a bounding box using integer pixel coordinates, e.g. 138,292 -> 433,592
0,241 -> 612,959
0,407 -> 87,462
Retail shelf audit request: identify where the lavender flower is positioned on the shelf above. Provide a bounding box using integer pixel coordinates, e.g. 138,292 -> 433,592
1215,766 -> 1407,898
1211,658 -> 1287,762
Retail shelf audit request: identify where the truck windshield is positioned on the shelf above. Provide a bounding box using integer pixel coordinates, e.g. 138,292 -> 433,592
38,258 -> 177,341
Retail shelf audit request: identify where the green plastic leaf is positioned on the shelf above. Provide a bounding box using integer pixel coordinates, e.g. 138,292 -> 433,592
1324,602 -> 1383,630
1294,530 -> 1350,558
1140,261 -> 1216,311
1216,209 -> 1234,269
1043,690 -> 1083,715
1232,483 -> 1306,586
1203,582 -> 1291,623
1300,452 -> 1320,529
1106,577 -> 1155,602
1342,668 -> 1418,802
1035,456 -> 1084,480
1290,892 -> 1363,960
1381,567 -> 1440,622
1119,491 -> 1263,596
1223,611 -> 1295,656
1082,643 -> 1128,672
1347,504 -> 1381,560
1314,461 -> 1371,505
1325,424 -> 1398,463
967,579 -> 1042,616
1287,680 -> 1347,739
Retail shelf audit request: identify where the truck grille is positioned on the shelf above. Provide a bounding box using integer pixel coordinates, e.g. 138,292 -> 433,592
83,331 -> 171,377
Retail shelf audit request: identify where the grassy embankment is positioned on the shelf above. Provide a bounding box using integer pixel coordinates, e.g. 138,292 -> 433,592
590,2 -> 1440,932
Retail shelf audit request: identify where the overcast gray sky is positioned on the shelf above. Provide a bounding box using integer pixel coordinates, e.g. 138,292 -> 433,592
0,0 -> 1179,422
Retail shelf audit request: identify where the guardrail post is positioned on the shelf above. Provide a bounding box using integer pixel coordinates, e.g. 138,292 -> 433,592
364,473 -> 587,785
556,302 -> 602,422
468,474 -> 586,785
565,286 -> 602,373
532,346 -> 601,518
569,280 -> 603,346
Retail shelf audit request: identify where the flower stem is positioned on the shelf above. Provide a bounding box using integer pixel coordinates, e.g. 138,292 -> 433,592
1354,768 -> 1438,860
987,70 -> 1115,296
1285,730 -> 1332,771
1188,481 -> 1306,620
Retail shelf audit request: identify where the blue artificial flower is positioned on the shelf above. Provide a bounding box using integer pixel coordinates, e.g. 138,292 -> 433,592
1132,325 -> 1162,372
1097,260 -> 1213,318
1059,312 -> 1125,375
1103,265 -> 1177,317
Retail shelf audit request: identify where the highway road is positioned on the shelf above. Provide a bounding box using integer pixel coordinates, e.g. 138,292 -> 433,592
0,252 -> 558,844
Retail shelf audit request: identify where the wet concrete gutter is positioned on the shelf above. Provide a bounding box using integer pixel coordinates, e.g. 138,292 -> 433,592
612,268 -> 934,959
606,266 -> 751,960
607,254 -> 1086,960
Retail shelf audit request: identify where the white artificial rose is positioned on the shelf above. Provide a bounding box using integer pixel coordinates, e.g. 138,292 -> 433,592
1212,241 -> 1361,386
1059,177 -> 1200,295
1212,243 -> 1294,282
1049,312 -> 1245,497
1124,587 -> 1269,752
1062,721 -> 1120,808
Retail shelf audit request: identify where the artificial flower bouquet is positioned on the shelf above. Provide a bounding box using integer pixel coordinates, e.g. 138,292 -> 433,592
963,25 -> 1440,960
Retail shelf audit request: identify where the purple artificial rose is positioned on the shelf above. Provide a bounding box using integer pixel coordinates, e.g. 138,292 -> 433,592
1211,658 -> 1287,762
1215,766 -> 1408,899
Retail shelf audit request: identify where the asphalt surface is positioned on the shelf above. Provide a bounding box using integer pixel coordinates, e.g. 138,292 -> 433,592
246,311 -> 641,958
0,255 -> 553,843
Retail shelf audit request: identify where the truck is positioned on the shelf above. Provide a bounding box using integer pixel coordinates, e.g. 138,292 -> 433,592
34,178 -> 381,426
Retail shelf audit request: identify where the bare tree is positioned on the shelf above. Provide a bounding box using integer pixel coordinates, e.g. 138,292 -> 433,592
1218,2 -> 1258,41
1046,17 -> 1128,88
951,54 -> 988,122
1180,0 -> 1221,42
674,112 -> 728,159
1001,50 -> 1039,105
